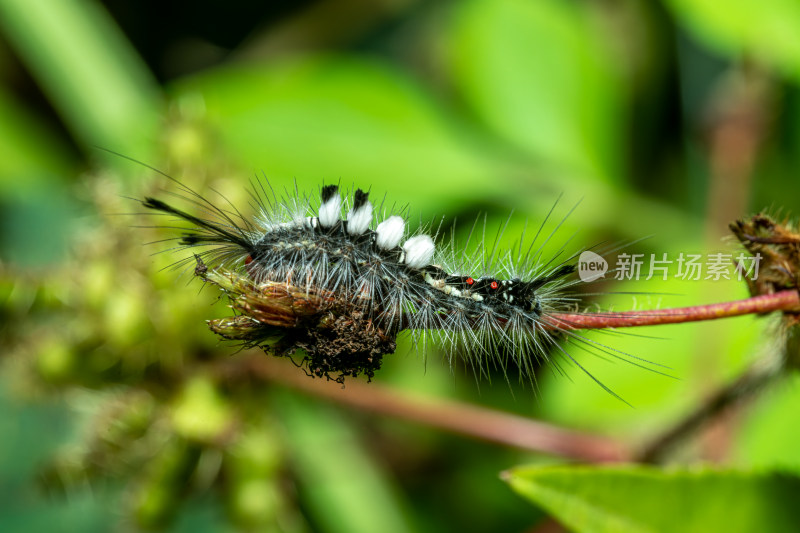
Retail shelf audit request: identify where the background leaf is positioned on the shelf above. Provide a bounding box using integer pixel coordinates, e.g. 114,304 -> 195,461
505,464 -> 800,533
0,0 -> 160,159
447,0 -> 625,183
666,0 -> 800,80
172,56 -> 531,214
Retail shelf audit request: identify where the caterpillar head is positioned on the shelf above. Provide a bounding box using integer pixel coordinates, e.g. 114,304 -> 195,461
499,279 -> 543,314
504,264 -> 577,314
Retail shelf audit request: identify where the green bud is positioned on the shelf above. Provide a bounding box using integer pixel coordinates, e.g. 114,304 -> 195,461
171,375 -> 234,443
230,478 -> 280,528
36,341 -> 75,383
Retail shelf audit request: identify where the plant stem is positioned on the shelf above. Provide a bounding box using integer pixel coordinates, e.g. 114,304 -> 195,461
550,289 -> 799,330
635,363 -> 781,463
218,288 -> 799,465
233,356 -> 630,463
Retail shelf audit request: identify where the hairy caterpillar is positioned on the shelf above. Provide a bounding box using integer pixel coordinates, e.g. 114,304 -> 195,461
141,171 -> 645,396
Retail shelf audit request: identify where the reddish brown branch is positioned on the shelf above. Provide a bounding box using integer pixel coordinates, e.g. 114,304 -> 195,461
215,289 -> 799,463
635,363 -> 779,463
236,356 -> 629,463
549,289 -> 799,330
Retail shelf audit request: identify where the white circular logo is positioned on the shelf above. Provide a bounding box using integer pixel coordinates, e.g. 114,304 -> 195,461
578,251 -> 608,282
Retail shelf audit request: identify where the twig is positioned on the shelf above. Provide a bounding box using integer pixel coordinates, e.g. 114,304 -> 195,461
232,355 -> 630,463
635,363 -> 780,463
549,290 -> 799,330
204,267 -> 799,465
212,289 -> 800,464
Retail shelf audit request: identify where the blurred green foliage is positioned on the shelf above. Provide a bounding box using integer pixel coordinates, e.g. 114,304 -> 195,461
2,0 -> 800,531
506,464 -> 800,533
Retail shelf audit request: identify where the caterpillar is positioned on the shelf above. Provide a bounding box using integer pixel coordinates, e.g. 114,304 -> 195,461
142,175 -> 640,395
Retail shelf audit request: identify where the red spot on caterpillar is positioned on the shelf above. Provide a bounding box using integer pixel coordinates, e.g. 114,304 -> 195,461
244,255 -> 258,279
466,277 -> 474,285
490,281 -> 499,289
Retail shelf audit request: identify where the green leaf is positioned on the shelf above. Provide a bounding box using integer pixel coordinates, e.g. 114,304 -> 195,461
666,0 -> 800,80
733,372 -> 800,475
504,464 -> 800,533
172,55 -> 561,216
447,0 -> 625,183
273,390 -> 416,533
0,87 -> 79,265
0,88 -> 75,183
0,0 -> 161,158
